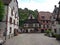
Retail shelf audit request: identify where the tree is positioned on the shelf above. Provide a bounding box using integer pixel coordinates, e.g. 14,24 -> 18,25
34,9 -> 38,18
18,8 -> 38,27
0,0 -> 4,21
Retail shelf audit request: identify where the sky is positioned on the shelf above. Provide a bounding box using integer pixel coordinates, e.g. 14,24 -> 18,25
17,0 -> 59,12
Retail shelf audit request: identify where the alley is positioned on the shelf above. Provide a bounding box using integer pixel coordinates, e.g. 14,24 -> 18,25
5,33 -> 60,45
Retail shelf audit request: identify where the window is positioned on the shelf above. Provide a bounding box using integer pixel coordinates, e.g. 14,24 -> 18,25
15,12 -> 17,18
31,16 -> 32,19
26,24 -> 28,27
10,17 -> 12,24
54,29 -> 56,33
50,16 -> 52,19
25,24 -> 28,27
53,16 -> 55,19
58,21 -> 60,24
29,24 -> 33,27
39,24 -> 41,28
0,29 -> 1,34
45,25 -> 47,28
17,22 -> 18,25
43,21 -> 45,23
15,13 -> 16,18
14,20 -> 15,25
17,17 -> 19,20
46,21 -> 48,23
41,16 -> 45,19
43,25 -> 45,28
35,24 -> 37,27
11,7 -> 14,16
10,27 -> 12,33
11,9 -> 13,16
52,21 -> 54,24
47,25 -> 49,28
24,24 -> 26,27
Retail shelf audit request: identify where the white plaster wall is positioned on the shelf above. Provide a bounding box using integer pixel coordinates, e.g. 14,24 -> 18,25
7,6 -> 11,35
56,24 -> 60,34
28,15 -> 35,19
33,24 -> 35,27
41,25 -> 43,29
28,29 -> 30,32
37,23 -> 39,27
45,25 -> 47,28
6,0 -> 19,36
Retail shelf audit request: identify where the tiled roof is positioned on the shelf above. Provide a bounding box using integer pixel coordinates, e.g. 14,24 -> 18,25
2,0 -> 12,5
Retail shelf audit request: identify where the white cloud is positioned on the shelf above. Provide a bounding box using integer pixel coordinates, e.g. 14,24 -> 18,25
17,0 -> 59,12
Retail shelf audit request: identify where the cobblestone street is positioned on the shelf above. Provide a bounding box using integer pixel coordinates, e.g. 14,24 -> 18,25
5,33 -> 60,45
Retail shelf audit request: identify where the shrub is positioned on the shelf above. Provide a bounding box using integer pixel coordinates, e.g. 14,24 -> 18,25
55,34 -> 60,40
45,30 -> 50,34
0,0 -> 4,21
51,32 -> 56,37
45,30 -> 52,36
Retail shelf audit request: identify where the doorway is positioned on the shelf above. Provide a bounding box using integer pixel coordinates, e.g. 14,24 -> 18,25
14,29 -> 18,36
41,29 -> 44,33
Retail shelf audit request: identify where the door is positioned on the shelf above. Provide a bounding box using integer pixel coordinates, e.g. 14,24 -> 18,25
14,29 -> 18,36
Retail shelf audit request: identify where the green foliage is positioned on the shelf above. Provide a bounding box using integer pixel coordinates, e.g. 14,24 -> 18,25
55,34 -> 60,40
18,8 -> 38,21
45,30 -> 51,34
45,30 -> 52,36
19,20 -> 24,27
18,8 -> 38,27
0,0 -> 4,21
18,8 -> 29,21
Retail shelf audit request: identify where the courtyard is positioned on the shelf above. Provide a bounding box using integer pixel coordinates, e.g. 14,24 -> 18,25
5,33 -> 60,45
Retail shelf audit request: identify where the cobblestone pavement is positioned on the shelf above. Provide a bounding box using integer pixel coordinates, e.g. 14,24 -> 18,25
5,33 -> 60,45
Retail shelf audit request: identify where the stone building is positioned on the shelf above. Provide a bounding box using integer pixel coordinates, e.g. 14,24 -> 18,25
52,1 -> 60,34
38,12 -> 52,32
0,0 -> 19,39
23,14 -> 40,33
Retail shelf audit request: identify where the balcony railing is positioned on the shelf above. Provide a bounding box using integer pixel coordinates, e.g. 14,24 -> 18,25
23,26 -> 41,28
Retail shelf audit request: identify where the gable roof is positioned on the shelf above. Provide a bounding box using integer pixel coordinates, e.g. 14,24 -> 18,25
2,0 -> 12,5
28,14 -> 35,19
